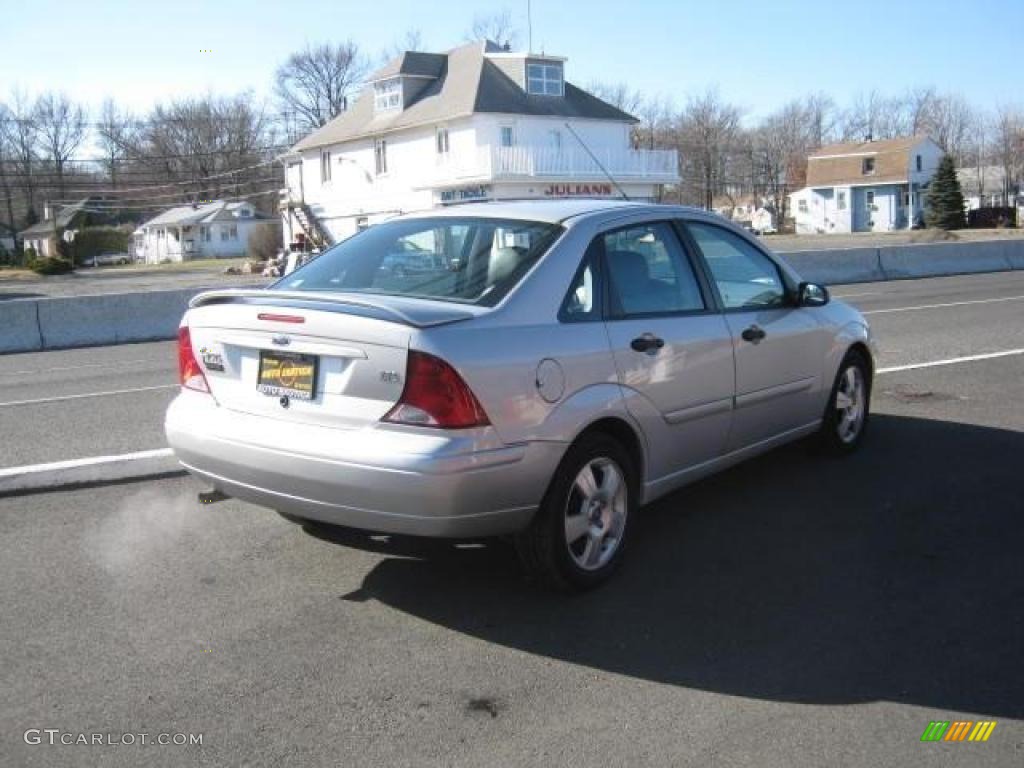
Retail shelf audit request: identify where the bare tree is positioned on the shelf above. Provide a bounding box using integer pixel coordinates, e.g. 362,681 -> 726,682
586,81 -> 644,116
380,28 -> 424,64
34,91 -> 88,200
676,89 -> 743,209
466,9 -> 519,49
635,94 -> 673,151
992,106 -> 1023,206
274,41 -> 367,134
95,98 -> 136,189
0,102 -> 19,246
3,88 -> 39,221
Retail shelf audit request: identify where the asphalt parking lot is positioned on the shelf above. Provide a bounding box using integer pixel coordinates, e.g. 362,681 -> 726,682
1,270 -> 1022,766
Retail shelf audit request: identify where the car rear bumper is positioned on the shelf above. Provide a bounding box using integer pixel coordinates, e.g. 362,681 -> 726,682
165,391 -> 563,537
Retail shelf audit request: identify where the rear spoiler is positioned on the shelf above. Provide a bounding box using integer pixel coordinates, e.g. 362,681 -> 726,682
188,288 -> 475,329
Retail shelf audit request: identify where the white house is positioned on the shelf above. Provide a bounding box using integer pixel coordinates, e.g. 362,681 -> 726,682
789,136 -> 943,234
279,40 -> 679,247
134,201 -> 272,264
957,165 -> 1017,211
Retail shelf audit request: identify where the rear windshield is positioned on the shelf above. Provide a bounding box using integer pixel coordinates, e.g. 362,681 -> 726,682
275,217 -> 563,306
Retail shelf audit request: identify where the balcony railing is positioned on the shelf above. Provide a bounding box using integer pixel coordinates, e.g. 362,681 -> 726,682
429,146 -> 679,185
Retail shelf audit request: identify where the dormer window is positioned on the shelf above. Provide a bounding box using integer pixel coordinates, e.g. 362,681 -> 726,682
862,157 -> 876,175
526,62 -> 563,96
374,78 -> 403,112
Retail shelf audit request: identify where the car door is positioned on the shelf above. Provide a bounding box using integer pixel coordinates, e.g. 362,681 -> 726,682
683,220 -> 828,451
598,220 -> 736,484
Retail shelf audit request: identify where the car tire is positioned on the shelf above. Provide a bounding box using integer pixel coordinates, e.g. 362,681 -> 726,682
816,349 -> 871,455
515,432 -> 636,591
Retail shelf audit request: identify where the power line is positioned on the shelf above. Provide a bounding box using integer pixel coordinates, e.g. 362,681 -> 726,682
50,177 -> 282,205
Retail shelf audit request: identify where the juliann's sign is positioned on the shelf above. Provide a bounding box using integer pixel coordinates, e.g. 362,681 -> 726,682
544,183 -> 615,197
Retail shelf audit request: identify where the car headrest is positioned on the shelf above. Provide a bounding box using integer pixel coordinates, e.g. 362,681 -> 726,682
606,249 -> 650,289
488,246 -> 524,284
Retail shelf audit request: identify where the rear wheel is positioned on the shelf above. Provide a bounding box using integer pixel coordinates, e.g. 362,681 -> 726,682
817,350 -> 871,454
515,433 -> 636,591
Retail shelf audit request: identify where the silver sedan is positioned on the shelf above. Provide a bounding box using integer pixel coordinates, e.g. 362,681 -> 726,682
166,200 -> 875,590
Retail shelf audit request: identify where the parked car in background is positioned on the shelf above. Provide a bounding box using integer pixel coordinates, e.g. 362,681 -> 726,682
166,200 -> 875,591
83,252 -> 131,267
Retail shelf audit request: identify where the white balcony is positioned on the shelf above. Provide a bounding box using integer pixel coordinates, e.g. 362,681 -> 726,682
428,145 -> 679,187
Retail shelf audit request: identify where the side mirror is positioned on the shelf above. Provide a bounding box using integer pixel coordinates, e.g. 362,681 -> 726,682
798,281 -> 830,307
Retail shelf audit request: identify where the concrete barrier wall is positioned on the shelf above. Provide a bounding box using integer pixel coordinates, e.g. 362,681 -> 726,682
1,239 -> 1023,355
2,288 -> 194,355
778,247 -> 884,285
35,288 -> 196,349
778,238 -> 1024,286
0,300 -> 44,354
878,241 -> 1015,279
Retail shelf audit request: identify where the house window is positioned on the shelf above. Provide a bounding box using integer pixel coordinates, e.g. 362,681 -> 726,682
220,224 -> 238,242
500,125 -> 515,147
866,190 -> 875,207
862,157 -> 876,175
902,190 -> 910,206
373,78 -> 402,112
374,138 -> 388,175
837,191 -> 847,210
526,62 -> 563,96
200,225 -> 210,242
320,150 -> 332,183
436,127 -> 449,156
915,154 -> 922,172
798,199 -> 808,213
549,129 -> 562,150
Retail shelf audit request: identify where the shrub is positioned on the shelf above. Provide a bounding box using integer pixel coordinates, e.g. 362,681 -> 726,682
70,226 -> 132,266
28,256 -> 74,275
247,221 -> 283,262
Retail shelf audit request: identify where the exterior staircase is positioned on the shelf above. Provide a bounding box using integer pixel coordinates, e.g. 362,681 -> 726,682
289,203 -> 334,250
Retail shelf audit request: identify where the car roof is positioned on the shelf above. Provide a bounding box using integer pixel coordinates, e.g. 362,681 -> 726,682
400,199 -> 709,225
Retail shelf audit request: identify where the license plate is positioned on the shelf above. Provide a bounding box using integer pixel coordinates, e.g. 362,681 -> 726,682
257,350 -> 318,400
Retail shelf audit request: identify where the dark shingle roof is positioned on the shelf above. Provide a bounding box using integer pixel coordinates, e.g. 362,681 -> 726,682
292,41 -> 637,152
369,51 -> 447,81
19,199 -> 93,237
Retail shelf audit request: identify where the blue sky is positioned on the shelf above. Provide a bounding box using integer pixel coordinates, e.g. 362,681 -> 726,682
3,0 -> 1021,121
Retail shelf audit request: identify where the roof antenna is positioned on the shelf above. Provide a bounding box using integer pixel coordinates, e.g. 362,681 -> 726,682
563,122 -> 629,200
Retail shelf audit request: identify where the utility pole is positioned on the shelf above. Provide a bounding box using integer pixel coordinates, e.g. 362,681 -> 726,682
527,0 -> 533,52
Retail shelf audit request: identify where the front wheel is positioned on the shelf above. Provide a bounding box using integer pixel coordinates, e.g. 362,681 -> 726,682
515,433 -> 636,591
817,350 -> 871,454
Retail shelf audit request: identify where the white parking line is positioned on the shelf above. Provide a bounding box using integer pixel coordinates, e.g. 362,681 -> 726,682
0,448 -> 179,495
0,384 -> 177,408
0,359 -> 167,378
878,348 -> 1024,374
864,295 -> 1024,315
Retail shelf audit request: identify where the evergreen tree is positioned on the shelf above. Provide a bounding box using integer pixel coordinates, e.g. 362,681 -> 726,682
925,154 -> 967,230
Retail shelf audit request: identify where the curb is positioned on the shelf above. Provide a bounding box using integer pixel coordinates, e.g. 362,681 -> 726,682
0,449 -> 186,497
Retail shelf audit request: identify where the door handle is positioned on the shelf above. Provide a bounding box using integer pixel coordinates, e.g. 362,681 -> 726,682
741,324 -> 766,343
631,333 -> 665,353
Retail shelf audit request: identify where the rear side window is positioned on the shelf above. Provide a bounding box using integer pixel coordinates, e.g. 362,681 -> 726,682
687,222 -> 787,309
560,240 -> 602,322
602,222 -> 705,317
277,217 -> 563,307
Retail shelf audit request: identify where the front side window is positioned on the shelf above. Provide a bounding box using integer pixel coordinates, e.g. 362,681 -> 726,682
374,138 -> 388,175
687,222 -> 786,310
275,217 -> 563,307
527,62 -> 564,96
320,150 -> 331,183
603,222 -> 705,317
373,78 -> 402,112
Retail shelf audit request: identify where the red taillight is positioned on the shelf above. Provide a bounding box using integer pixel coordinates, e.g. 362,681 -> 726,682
177,326 -> 210,393
383,351 -> 489,429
